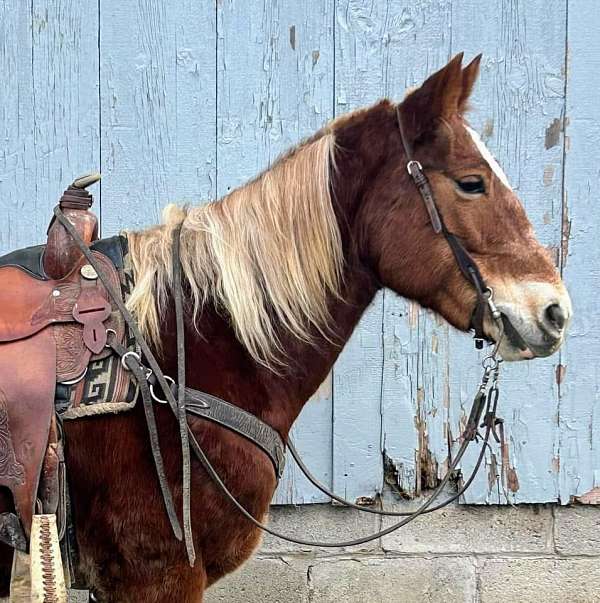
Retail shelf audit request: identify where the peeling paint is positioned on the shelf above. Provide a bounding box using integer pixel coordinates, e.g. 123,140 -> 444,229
555,364 -> 567,386
383,451 -> 412,499
561,194 -> 571,269
488,453 -> 499,492
431,332 -> 438,354
289,25 -> 296,50
575,487 -> 600,504
481,118 -> 494,140
312,50 -> 320,67
543,165 -> 555,187
506,468 -> 520,493
547,244 -> 560,267
545,117 -> 562,149
414,405 -> 440,495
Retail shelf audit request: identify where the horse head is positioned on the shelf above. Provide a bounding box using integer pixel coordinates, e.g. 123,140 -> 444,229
338,53 -> 571,361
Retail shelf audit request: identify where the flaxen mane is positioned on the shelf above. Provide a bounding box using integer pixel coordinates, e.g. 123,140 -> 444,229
126,132 -> 342,368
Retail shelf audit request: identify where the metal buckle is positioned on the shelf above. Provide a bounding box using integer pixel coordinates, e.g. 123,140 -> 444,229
484,287 -> 502,322
104,328 -> 117,348
150,376 -> 175,404
406,159 -> 422,176
121,350 -> 141,371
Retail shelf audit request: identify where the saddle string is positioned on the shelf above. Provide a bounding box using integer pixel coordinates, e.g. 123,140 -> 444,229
172,225 -> 196,566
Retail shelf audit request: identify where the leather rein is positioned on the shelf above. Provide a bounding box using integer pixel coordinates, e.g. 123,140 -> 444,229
52,106 -> 507,560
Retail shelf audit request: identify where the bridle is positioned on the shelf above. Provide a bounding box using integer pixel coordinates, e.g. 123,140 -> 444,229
395,105 -> 502,349
52,104 -> 508,560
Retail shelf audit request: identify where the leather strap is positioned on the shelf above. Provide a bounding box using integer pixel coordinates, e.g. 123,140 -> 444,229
395,105 -> 489,347
185,389 -> 286,479
172,226 -> 195,566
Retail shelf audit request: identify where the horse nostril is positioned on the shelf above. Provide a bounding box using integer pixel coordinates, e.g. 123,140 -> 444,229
545,303 -> 567,331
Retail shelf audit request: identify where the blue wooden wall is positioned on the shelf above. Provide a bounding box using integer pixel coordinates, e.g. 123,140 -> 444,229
0,1 -> 598,506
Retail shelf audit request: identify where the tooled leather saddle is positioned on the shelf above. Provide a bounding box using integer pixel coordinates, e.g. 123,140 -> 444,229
0,175 -> 133,550
0,175 -> 285,599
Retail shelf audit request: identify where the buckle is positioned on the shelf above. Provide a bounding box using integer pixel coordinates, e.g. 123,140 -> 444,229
150,375 -> 175,404
406,160 -> 423,176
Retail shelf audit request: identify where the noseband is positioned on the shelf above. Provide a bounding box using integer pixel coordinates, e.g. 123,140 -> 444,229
395,105 -> 501,349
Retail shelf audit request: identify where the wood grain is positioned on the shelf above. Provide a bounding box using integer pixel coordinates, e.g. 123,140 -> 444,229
0,0 -> 596,507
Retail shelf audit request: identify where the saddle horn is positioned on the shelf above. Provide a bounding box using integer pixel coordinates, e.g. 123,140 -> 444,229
43,172 -> 101,280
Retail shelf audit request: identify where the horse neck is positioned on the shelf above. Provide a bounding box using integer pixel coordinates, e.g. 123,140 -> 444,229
159,259 -> 377,439
160,102 -> 395,437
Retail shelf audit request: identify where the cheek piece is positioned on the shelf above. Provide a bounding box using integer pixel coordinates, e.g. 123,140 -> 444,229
395,105 -> 502,349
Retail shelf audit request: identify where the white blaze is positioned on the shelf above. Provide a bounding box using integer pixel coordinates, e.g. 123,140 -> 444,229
465,125 -> 512,190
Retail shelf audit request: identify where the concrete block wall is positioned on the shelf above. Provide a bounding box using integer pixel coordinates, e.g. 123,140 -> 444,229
206,503 -> 600,603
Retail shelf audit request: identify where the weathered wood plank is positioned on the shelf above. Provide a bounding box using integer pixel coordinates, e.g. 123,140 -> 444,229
1,0 -> 593,509
0,0 -> 99,254
450,0 -> 567,503
373,2 -> 454,501
216,0 -> 336,504
559,0 -> 600,503
99,0 -> 216,234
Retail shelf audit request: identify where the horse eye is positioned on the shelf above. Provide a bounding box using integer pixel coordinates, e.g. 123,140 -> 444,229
455,177 -> 485,195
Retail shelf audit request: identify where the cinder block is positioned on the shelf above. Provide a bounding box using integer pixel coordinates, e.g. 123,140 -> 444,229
381,503 -> 552,554
309,557 -> 477,602
260,504 -> 381,555
205,557 -> 310,603
554,505 -> 600,555
479,558 -> 600,603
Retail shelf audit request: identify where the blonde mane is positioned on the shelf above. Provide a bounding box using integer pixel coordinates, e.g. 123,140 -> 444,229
126,133 -> 343,368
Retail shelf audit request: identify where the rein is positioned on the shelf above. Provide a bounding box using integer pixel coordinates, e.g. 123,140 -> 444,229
52,106 -> 508,558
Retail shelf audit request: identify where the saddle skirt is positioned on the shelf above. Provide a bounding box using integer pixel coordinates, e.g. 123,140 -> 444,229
0,236 -> 137,537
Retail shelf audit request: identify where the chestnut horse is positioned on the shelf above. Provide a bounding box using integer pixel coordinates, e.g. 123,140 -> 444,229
0,54 -> 571,601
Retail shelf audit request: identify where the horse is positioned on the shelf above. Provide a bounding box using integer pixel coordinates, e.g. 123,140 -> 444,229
0,53 -> 571,602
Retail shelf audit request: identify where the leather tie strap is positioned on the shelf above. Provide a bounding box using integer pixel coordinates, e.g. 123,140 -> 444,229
172,225 -> 195,566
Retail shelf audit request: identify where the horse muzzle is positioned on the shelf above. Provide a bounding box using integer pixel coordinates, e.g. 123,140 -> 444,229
484,281 -> 572,361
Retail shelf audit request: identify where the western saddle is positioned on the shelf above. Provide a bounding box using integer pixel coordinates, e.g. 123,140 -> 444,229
0,174 -> 126,601
0,174 -> 287,601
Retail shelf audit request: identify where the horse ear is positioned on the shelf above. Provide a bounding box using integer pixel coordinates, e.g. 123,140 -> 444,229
400,53 -> 465,138
458,54 -> 482,111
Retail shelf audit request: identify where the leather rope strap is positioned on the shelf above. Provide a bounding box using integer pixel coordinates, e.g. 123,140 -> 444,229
173,226 -> 196,566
